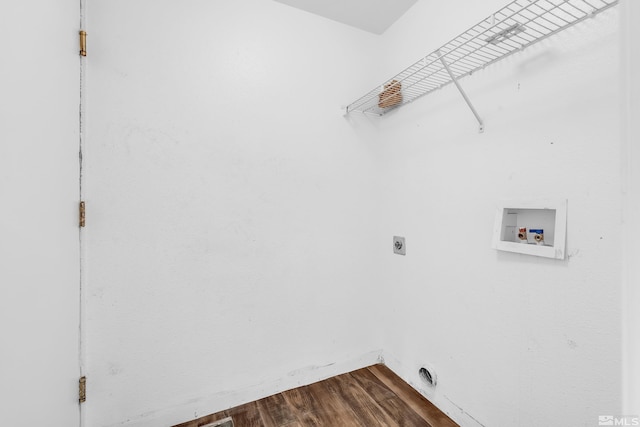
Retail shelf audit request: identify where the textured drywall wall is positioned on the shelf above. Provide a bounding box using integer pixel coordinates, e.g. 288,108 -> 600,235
84,1 -> 383,426
371,2 -> 623,426
0,1 -> 80,426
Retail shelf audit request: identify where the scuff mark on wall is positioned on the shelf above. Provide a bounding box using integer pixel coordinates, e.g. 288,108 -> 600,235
286,362 -> 336,378
444,396 -> 487,427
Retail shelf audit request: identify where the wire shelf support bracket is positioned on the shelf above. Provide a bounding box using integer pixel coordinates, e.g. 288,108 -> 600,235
437,49 -> 485,133
344,0 -> 619,130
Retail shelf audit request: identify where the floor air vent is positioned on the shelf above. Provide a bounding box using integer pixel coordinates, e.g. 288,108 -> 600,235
202,417 -> 234,427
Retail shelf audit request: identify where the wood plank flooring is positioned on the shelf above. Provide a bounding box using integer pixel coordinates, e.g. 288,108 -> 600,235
173,364 -> 459,427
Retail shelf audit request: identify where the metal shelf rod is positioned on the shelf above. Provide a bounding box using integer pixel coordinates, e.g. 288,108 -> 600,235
438,50 -> 484,133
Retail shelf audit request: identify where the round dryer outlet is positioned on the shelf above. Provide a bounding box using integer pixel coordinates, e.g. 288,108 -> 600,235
418,364 -> 437,387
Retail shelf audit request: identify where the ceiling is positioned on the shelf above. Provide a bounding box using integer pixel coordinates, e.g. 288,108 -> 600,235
273,0 -> 419,35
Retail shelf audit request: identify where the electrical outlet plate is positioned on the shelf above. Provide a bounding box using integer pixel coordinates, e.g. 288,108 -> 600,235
393,236 -> 406,255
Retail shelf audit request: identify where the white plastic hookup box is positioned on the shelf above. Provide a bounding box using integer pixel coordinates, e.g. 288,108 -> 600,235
491,199 -> 567,260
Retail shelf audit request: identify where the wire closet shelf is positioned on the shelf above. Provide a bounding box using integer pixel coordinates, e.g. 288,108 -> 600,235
345,0 -> 618,118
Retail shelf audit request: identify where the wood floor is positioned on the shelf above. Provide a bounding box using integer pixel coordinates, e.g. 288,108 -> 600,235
173,364 -> 459,427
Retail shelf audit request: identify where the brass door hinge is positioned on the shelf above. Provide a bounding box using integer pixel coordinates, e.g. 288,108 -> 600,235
79,376 -> 87,403
79,30 -> 87,57
79,201 -> 86,228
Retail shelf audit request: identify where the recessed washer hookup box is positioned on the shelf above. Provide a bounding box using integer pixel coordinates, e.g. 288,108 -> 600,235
491,199 -> 567,260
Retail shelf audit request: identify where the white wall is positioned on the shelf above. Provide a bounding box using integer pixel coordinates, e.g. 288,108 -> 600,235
621,0 -> 640,416
83,1 -> 627,426
372,2 -> 623,426
0,1 -> 80,426
85,1 -> 383,426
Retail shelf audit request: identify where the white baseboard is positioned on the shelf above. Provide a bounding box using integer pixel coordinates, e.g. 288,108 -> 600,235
109,349 -> 384,427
